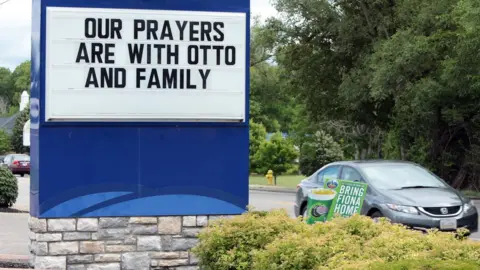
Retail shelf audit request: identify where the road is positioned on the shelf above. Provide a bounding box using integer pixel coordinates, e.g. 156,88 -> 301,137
0,178 -> 479,256
249,190 -> 296,216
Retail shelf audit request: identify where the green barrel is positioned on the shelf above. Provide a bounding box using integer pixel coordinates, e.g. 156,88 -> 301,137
305,188 -> 337,224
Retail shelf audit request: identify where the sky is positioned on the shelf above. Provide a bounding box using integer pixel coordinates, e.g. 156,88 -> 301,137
0,0 -> 277,71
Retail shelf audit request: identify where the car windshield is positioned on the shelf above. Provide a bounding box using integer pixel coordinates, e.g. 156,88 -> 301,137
14,155 -> 30,161
360,164 -> 447,190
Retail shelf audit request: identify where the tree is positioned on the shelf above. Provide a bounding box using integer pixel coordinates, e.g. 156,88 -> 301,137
0,130 -> 11,154
253,132 -> 298,181
10,61 -> 30,107
263,0 -> 397,156
299,130 -> 344,176
260,0 -> 480,189
0,68 -> 13,114
249,120 -> 267,172
11,107 -> 30,154
249,19 -> 299,133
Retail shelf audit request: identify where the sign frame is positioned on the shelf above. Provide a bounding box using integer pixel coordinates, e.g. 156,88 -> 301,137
30,0 -> 250,218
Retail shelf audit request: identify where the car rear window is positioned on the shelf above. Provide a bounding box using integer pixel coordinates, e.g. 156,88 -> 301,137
14,155 -> 30,161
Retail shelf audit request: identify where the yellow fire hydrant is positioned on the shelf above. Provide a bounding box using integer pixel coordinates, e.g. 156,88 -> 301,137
265,170 -> 274,185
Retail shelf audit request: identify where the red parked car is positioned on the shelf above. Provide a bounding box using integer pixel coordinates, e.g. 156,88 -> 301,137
2,154 -> 30,176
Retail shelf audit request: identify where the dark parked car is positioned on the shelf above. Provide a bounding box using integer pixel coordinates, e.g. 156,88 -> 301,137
3,154 -> 30,176
294,160 -> 478,233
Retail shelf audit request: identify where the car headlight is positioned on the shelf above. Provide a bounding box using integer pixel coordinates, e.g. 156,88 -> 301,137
386,204 -> 419,214
464,201 -> 475,213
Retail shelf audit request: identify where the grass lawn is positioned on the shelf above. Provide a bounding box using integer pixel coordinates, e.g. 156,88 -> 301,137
461,190 -> 480,198
249,174 -> 305,188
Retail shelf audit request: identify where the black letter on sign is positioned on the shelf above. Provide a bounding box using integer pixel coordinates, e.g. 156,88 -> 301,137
136,68 -> 146,88
212,45 -> 223,65
128,44 -> 144,64
213,22 -> 224,41
91,43 -> 104,63
75,43 -> 89,63
189,21 -> 199,41
105,43 -> 115,64
163,69 -> 177,89
199,45 -> 210,65
146,20 -> 158,40
167,45 -> 179,65
187,45 -> 198,65
200,22 -> 212,41
100,68 -> 113,88
186,70 -> 196,89
85,68 -> 98,88
98,19 -> 109,39
147,69 -> 160,88
85,18 -> 96,38
199,69 -> 211,89
134,19 -> 145,39
115,68 -> 126,88
225,46 -> 236,65
160,21 -> 173,40
111,19 -> 123,39
176,21 -> 187,41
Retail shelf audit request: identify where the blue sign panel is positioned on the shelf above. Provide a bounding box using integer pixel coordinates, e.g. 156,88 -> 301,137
31,0 -> 250,217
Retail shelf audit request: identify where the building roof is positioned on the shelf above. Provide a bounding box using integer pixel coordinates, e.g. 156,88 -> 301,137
0,112 -> 20,134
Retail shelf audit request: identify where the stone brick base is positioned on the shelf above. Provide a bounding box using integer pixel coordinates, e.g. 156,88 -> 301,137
28,215 -> 231,270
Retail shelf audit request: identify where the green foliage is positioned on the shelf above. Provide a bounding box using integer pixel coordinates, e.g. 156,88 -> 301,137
0,68 -> 13,114
194,211 -> 480,270
257,0 -> 480,188
366,259 -> 480,270
192,209 -> 306,270
253,132 -> 298,176
12,107 -> 30,154
0,167 -> 18,208
299,130 -> 344,176
249,19 -> 298,133
249,120 -> 267,172
0,129 -> 12,154
11,61 -> 30,93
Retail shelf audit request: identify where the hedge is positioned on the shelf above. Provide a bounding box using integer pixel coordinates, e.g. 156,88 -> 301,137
0,167 -> 18,208
192,209 -> 480,270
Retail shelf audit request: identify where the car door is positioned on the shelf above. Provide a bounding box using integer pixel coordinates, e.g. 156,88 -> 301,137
299,165 -> 341,215
339,165 -> 371,215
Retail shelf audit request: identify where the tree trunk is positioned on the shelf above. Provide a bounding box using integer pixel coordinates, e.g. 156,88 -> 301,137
377,138 -> 383,158
400,145 -> 406,160
360,148 -> 368,160
355,144 -> 360,160
452,165 -> 467,189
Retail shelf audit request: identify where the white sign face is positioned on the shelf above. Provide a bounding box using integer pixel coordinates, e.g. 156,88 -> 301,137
45,7 -> 246,121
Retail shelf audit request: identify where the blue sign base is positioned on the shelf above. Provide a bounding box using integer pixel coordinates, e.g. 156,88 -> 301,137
30,0 -> 250,218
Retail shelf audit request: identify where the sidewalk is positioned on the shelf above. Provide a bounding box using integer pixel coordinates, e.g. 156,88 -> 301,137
0,213 -> 29,256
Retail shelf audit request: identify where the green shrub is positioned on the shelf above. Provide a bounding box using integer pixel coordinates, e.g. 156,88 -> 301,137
0,129 -> 11,154
0,167 -> 18,207
253,133 -> 299,176
365,259 -> 480,270
192,209 -> 306,270
194,211 -> 480,270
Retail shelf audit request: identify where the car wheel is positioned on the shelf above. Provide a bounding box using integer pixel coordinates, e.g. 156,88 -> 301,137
370,211 -> 384,223
300,205 -> 308,223
20,174 -> 24,177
